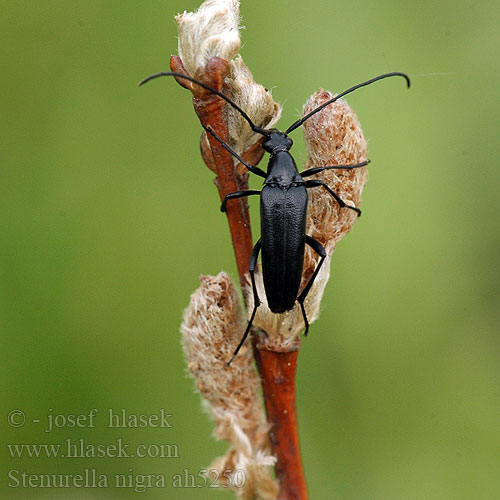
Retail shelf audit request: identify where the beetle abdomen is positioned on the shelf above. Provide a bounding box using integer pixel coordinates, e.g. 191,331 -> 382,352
260,185 -> 308,313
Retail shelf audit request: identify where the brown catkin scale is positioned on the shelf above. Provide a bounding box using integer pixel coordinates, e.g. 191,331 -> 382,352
246,90 -> 368,349
181,272 -> 278,499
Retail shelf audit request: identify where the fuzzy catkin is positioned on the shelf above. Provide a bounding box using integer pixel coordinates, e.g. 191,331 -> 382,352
226,56 -> 281,155
303,91 -> 368,250
301,91 -> 368,288
175,0 -> 281,158
176,0 -> 241,76
181,273 -> 278,499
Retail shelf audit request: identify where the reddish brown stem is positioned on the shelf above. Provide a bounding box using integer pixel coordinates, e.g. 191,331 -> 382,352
170,55 -> 258,288
170,54 -> 308,499
254,345 -> 308,500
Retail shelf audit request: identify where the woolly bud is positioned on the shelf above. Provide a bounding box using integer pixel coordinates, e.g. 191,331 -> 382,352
226,56 -> 281,155
181,273 -> 277,499
303,91 -> 368,248
246,91 -> 368,348
176,0 -> 241,76
175,0 -> 281,159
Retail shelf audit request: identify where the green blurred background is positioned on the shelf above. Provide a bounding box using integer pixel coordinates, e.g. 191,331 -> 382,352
1,1 -> 499,499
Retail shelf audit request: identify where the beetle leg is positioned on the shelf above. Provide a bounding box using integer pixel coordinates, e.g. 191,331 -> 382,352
221,190 -> 261,212
297,236 -> 327,335
227,239 -> 262,366
202,125 -> 268,178
304,179 -> 361,216
300,160 -> 370,178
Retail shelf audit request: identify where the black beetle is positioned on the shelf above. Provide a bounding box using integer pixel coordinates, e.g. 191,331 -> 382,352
139,71 -> 410,363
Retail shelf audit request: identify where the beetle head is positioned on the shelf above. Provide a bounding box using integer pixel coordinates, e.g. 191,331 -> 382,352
262,130 -> 293,154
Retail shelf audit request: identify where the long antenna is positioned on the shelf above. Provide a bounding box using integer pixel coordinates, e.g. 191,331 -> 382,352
285,72 -> 410,134
138,71 -> 269,137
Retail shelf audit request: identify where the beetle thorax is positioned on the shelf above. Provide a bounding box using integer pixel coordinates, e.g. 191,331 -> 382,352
265,151 -> 301,187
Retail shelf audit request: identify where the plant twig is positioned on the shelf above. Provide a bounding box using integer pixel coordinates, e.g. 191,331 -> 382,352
170,55 -> 259,287
167,4 -> 368,499
169,55 -> 309,499
254,339 -> 308,500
